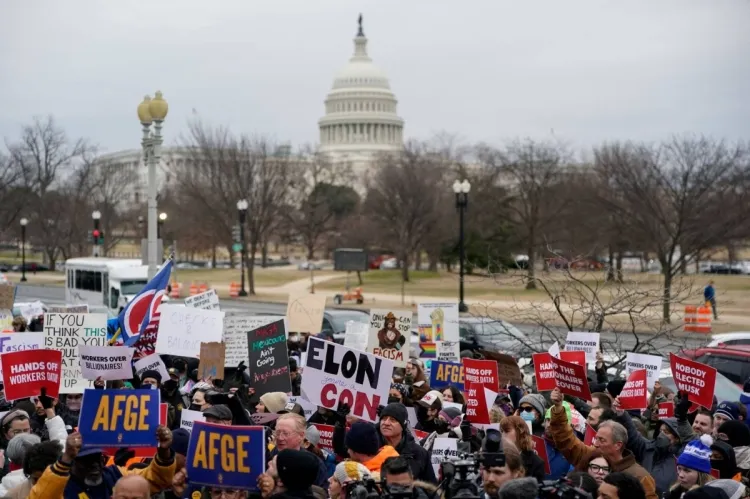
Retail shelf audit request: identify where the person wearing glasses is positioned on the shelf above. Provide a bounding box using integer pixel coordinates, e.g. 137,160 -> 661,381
585,456 -> 611,484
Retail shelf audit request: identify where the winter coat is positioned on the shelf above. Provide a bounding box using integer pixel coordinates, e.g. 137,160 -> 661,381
548,405 -> 658,499
0,469 -> 27,497
544,438 -> 573,481
380,429 -> 436,484
616,411 -> 693,496
521,449 -> 545,483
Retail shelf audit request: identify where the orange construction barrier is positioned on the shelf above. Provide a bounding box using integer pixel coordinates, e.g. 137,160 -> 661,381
229,282 -> 240,298
189,283 -> 199,296
199,283 -> 208,294
170,282 -> 181,299
684,305 -> 712,333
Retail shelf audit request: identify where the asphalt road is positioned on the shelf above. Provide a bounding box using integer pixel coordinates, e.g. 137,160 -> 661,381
15,283 -> 704,354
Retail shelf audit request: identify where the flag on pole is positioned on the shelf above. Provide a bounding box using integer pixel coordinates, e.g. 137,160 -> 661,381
118,258 -> 173,347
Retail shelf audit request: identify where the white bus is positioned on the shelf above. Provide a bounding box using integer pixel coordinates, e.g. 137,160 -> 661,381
64,258 -> 164,314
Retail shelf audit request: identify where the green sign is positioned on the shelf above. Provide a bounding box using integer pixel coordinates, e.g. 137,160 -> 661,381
232,243 -> 243,252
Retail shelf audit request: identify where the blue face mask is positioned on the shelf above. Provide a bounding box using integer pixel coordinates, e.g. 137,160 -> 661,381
521,411 -> 535,422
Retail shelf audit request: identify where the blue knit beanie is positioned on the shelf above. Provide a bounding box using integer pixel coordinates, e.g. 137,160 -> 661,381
345,421 -> 380,457
715,401 -> 739,421
677,435 -> 713,474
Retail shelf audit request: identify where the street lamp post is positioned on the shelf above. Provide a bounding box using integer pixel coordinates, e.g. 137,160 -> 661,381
138,216 -> 144,239
158,212 -> 167,239
137,91 -> 169,279
453,179 -> 471,313
236,199 -> 249,297
20,218 -> 28,282
92,210 -> 101,257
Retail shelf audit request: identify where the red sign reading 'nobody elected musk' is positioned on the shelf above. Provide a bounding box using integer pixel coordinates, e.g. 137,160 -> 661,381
669,353 -> 716,409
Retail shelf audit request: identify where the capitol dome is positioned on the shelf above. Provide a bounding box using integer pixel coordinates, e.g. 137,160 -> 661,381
319,16 -> 404,162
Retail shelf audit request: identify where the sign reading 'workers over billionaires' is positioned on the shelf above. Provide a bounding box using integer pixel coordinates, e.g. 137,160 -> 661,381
78,346 -> 135,381
669,353 -> 716,409
0,349 -> 62,401
187,422 -> 266,491
78,389 -> 161,448
302,337 -> 393,423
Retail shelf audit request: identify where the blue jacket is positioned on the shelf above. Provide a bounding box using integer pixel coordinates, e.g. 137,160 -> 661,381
545,439 -> 572,481
741,392 -> 750,429
704,285 -> 715,300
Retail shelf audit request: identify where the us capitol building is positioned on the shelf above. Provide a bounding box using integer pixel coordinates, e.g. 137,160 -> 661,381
96,16 -> 404,204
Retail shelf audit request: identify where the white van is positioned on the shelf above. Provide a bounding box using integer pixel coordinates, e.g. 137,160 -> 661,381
64,258 -> 166,314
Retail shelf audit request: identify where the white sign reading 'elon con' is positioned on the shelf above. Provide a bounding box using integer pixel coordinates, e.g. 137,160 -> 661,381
301,337 -> 393,423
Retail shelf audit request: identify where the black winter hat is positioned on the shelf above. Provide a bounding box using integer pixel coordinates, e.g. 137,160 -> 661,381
345,421 -> 381,457
710,440 -> 737,480
717,420 -> 750,447
289,358 -> 298,372
380,402 -> 408,430
140,370 -> 162,384
606,379 -> 626,399
277,449 -> 320,492
682,486 -> 730,499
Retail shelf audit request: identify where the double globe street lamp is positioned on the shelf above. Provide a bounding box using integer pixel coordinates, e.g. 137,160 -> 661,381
453,179 -> 471,313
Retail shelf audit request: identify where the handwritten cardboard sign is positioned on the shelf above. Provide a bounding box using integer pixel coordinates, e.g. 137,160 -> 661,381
286,292 -> 326,334
43,313 -> 107,393
155,305 -> 224,358
0,285 -> 15,310
184,289 -> 220,310
479,350 -> 522,386
223,315 -> 283,366
247,320 -> 291,396
198,342 -> 225,380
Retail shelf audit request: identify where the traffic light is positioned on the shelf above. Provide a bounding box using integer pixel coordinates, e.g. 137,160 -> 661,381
90,229 -> 104,246
232,224 -> 241,243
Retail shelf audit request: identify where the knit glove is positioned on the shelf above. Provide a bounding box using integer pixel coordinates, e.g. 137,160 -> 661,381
39,388 -> 55,410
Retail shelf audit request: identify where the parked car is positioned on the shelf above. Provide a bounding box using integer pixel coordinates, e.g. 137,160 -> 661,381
379,258 -> 399,269
324,309 -> 370,343
706,332 -> 750,348
297,261 -> 323,271
11,263 -> 50,272
677,345 -> 750,387
458,317 -> 530,357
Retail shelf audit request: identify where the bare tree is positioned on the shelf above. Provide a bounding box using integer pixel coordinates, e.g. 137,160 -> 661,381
364,141 -> 451,282
86,159 -> 140,254
594,137 -> 750,322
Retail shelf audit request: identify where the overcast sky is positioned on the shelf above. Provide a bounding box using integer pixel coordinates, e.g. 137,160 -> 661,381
1,1 -> 748,155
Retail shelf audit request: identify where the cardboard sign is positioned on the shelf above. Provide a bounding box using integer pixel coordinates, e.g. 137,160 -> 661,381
658,401 -> 674,419
187,421 -> 266,490
312,424 -> 334,454
155,305 -> 224,358
49,305 -> 89,313
0,285 -> 15,310
559,350 -> 586,368
16,301 -> 45,321
531,435 -> 551,475
198,342 -> 225,380
247,319 -> 291,396
180,409 -> 206,431
463,359 -> 499,425
618,369 -> 648,410
553,356 -> 592,401
368,309 -> 411,367
0,349 -> 62,401
669,353 -> 716,409
78,346 -> 135,381
0,310 -> 12,331
584,424 -> 596,446
43,313 -> 107,393
302,337 -> 393,423
286,292 -> 326,334
184,289 -> 220,310
343,321 -> 369,352
564,332 -> 600,364
436,341 -> 460,362
133,353 -> 170,383
532,353 -> 557,391
429,361 -> 464,391
223,315 -> 283,367
626,352 -> 662,390
78,389 -> 161,447
480,351 -> 523,386
0,333 -> 43,379
431,438 -> 459,477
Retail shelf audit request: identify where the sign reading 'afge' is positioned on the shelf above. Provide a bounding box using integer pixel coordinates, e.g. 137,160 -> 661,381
43,314 -> 107,393
78,389 -> 161,448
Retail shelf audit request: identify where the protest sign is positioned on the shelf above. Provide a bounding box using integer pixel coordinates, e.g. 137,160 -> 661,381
0,333 -> 43,379
559,350 -> 586,368
431,438 -> 459,477
343,321 -> 369,352
180,409 -> 206,431
618,369 -> 648,410
584,424 -> 596,446
564,332 -> 600,364
531,435 -> 551,475
155,305 -> 224,358
184,289 -> 220,310
247,319 -> 291,396
436,341 -> 460,362
553,356 -> 592,401
43,313 -> 107,393
198,343 -> 225,380
429,361 -> 464,391
658,401 -> 674,419
78,389 -> 161,448
133,353 -> 170,382
105,403 -> 168,458
79,346 -> 135,381
187,421 -> 265,490
0,310 -> 12,331
367,309 -> 411,367
312,424 -> 334,454
286,292 -> 326,334
0,349 -> 62,401
302,337 -> 393,423
413,429 -> 429,440
463,359 -> 499,425
669,353 -> 716,409
288,396 -> 317,420
49,304 -> 90,313
548,341 -> 560,358
0,285 -> 15,310
478,351 -> 522,386
625,352 -> 662,390
406,407 -> 418,429
417,303 -> 459,358
223,315 -> 282,366
532,353 -> 557,391
16,301 -> 44,321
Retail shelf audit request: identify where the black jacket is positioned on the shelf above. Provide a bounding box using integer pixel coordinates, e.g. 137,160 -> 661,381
521,449 -> 546,483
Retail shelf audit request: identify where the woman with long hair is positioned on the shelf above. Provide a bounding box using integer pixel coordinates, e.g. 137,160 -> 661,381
405,359 -> 430,403
500,415 -> 545,482
665,436 -> 715,499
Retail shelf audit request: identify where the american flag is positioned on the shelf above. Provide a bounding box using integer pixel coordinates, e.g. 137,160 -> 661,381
133,308 -> 160,358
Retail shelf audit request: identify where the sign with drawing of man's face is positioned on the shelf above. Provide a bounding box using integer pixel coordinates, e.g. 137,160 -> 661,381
367,309 -> 411,367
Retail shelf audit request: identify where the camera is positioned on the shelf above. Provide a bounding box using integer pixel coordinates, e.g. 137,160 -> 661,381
345,478 -> 381,499
538,479 -> 593,499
